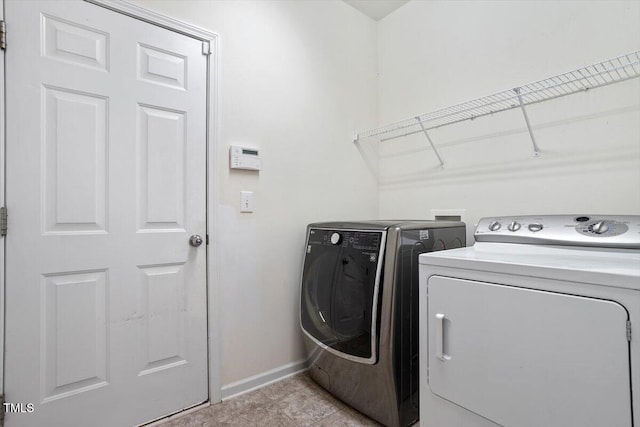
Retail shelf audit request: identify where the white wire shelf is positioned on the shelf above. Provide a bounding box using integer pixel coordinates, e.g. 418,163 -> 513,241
354,51 -> 640,153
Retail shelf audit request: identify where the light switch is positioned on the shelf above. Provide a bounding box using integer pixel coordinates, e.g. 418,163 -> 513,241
240,191 -> 253,213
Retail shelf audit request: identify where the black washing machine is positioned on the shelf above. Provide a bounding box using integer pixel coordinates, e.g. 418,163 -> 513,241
300,220 -> 465,427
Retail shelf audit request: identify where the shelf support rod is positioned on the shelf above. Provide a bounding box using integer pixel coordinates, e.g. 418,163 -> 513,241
514,87 -> 541,157
416,116 -> 445,168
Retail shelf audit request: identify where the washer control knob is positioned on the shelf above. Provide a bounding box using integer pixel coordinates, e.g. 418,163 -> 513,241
528,223 -> 543,232
488,221 -> 501,231
591,220 -> 609,234
508,221 -> 521,232
330,232 -> 342,245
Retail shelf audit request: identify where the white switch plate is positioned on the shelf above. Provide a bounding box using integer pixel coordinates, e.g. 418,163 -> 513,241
240,191 -> 253,212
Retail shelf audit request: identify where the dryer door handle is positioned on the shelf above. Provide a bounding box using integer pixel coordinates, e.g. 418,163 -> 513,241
435,313 -> 450,361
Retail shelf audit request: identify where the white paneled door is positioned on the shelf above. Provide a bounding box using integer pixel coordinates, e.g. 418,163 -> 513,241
4,1 -> 209,426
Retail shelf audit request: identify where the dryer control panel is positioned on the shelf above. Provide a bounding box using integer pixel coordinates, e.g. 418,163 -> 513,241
475,215 -> 640,248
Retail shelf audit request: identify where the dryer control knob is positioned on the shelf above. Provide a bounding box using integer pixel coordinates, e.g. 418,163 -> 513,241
591,221 -> 609,234
330,232 -> 342,245
508,221 -> 521,232
488,221 -> 501,231
528,223 -> 543,232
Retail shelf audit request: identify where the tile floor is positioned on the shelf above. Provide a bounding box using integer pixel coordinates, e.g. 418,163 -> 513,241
159,371 -> 385,427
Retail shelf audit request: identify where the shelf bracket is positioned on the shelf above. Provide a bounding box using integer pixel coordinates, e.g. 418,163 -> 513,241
416,116 -> 444,168
514,87 -> 541,157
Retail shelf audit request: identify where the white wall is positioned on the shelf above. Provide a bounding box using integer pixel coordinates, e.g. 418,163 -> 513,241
128,0 -> 640,395
377,0 -> 640,242
132,0 -> 379,389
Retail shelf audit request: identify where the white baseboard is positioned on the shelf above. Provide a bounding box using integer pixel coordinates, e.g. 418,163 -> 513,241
220,359 -> 308,401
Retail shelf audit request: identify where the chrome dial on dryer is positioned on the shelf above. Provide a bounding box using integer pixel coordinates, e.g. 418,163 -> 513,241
528,223 -> 543,232
591,221 -> 609,234
508,221 -> 521,232
576,220 -> 628,238
488,221 -> 501,231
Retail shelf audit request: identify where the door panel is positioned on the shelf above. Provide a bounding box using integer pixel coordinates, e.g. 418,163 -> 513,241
138,105 -> 186,230
43,86 -> 108,234
42,14 -> 109,71
138,263 -> 187,375
427,276 -> 632,427
42,270 -> 109,402
4,1 -> 208,426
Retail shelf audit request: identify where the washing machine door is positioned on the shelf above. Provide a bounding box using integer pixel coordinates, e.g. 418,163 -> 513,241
300,228 -> 385,364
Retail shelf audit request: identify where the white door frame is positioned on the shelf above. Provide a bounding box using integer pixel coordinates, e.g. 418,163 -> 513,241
0,0 -> 6,398
0,0 -> 223,405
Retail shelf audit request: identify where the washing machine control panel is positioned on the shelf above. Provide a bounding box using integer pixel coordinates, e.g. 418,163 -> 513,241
307,228 -> 384,254
475,215 -> 640,248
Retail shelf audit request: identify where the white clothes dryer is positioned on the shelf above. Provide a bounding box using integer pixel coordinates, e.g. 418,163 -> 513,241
418,215 -> 640,427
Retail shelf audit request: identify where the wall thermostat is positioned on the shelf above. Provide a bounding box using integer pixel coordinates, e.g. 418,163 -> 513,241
229,145 -> 261,171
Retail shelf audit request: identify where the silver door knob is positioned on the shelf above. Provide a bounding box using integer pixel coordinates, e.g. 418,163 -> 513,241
189,234 -> 203,247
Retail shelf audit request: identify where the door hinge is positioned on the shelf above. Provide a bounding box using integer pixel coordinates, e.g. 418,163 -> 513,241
206,234 -> 209,245
1,20 -> 6,50
627,321 -> 632,341
0,207 -> 7,237
202,40 -> 211,56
